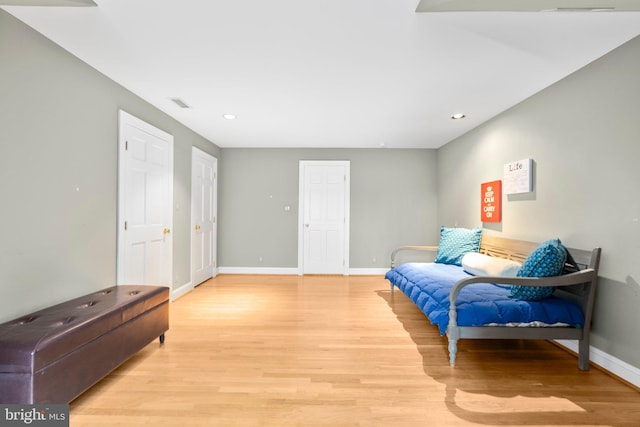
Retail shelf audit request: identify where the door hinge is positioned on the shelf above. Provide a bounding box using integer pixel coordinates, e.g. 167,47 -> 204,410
125,140 -> 128,151
124,221 -> 128,231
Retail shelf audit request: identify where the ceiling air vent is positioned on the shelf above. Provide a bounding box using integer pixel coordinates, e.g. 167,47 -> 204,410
169,98 -> 191,109
416,0 -> 637,12
549,7 -> 616,11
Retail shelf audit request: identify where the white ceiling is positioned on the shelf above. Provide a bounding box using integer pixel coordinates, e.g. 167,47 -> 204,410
3,0 -> 640,148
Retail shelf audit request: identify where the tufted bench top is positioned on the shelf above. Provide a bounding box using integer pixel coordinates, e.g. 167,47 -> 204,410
0,285 -> 169,374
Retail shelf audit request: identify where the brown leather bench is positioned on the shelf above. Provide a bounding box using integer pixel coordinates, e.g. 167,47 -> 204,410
0,285 -> 169,404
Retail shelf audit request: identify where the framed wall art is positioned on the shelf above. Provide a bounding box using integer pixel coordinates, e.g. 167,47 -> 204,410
481,180 -> 501,223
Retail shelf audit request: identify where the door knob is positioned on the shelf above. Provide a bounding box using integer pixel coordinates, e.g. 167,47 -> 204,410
194,225 -> 201,230
304,224 -> 310,228
163,228 -> 171,235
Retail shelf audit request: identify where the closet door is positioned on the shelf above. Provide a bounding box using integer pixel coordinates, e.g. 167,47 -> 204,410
117,110 -> 173,287
191,147 -> 217,285
298,161 -> 350,275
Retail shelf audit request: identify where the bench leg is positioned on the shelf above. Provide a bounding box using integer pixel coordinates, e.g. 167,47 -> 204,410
159,334 -> 165,344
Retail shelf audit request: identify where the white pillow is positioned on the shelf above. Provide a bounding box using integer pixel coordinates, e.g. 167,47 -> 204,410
461,252 -> 521,277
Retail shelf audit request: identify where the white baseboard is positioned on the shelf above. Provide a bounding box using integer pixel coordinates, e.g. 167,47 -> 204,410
555,339 -> 640,388
218,267 -> 299,275
349,268 -> 388,275
217,267 -> 389,276
171,281 -> 193,301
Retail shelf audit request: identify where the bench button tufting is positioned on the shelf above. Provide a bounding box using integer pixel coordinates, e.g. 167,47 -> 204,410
13,316 -> 38,325
52,317 -> 76,327
129,291 -> 141,296
79,301 -> 98,308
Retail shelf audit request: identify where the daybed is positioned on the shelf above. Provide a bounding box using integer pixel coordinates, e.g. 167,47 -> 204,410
385,231 -> 601,370
0,285 -> 169,404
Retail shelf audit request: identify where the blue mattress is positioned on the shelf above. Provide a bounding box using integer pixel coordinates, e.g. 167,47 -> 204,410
385,262 -> 584,335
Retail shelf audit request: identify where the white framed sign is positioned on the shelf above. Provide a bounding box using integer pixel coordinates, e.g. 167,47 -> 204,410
503,158 -> 532,195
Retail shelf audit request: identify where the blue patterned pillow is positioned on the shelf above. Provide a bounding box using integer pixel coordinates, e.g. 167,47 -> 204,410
435,227 -> 482,266
509,239 -> 567,301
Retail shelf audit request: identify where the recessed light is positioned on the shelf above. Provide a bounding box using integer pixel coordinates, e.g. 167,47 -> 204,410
451,113 -> 466,120
222,114 -> 236,120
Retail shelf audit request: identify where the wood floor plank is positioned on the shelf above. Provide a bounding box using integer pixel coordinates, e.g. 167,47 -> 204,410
69,275 -> 640,426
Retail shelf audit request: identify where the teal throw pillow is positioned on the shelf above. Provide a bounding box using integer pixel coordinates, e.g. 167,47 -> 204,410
509,238 -> 567,301
434,226 -> 482,266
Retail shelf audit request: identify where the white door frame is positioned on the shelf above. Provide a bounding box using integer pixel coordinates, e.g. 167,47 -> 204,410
297,160 -> 350,275
117,110 -> 174,287
191,146 -> 218,285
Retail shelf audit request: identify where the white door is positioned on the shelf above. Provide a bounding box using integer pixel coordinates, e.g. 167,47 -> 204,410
191,147 -> 217,286
117,110 -> 173,287
298,161 -> 350,275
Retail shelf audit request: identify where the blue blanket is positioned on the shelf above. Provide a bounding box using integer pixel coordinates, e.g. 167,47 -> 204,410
385,263 -> 584,335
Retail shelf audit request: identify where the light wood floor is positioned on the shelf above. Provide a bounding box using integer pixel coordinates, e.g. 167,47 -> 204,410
70,275 -> 640,426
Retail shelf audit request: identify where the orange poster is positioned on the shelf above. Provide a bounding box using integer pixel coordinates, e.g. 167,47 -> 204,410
481,180 -> 501,223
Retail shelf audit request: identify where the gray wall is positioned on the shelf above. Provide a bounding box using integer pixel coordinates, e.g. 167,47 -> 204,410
218,148 -> 438,268
437,35 -> 640,369
0,10 -> 220,322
